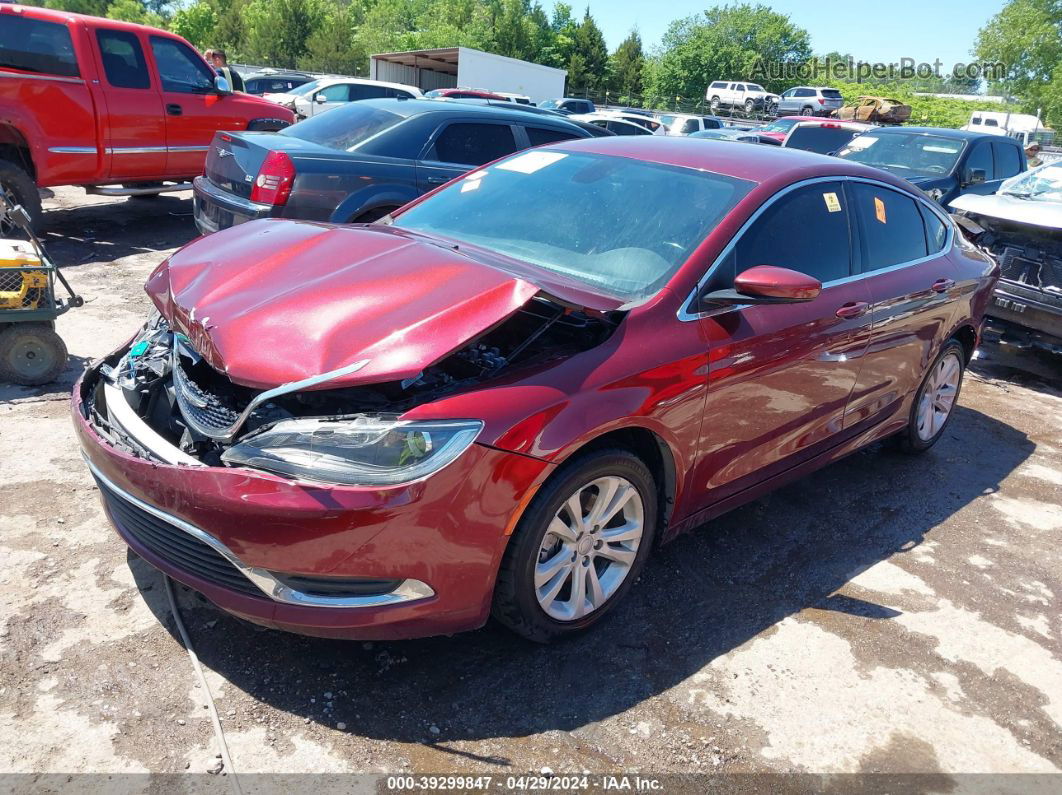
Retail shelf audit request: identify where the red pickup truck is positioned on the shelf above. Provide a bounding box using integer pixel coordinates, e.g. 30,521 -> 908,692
0,4 -> 294,232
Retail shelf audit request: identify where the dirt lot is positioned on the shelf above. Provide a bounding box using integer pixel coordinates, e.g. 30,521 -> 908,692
2,188 -> 1061,780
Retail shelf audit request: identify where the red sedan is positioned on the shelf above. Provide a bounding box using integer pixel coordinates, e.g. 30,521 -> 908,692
74,137 -> 998,642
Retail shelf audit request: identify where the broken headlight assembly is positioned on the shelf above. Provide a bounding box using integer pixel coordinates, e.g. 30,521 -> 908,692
220,416 -> 483,486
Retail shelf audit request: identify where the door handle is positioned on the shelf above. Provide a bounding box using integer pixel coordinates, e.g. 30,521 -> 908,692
426,175 -> 448,184
166,103 -> 183,116
932,278 -> 956,293
835,301 -> 869,319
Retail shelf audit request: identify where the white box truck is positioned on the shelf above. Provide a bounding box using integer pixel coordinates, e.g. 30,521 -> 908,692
369,47 -> 566,106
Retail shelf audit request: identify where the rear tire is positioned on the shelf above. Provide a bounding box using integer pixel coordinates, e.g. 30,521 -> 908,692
801,106 -> 814,116
492,448 -> 657,643
895,340 -> 965,453
0,160 -> 43,237
0,322 -> 68,386
744,98 -> 755,114
709,96 -> 720,112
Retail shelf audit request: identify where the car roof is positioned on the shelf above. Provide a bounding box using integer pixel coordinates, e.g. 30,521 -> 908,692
865,126 -> 1012,142
545,135 -> 918,191
344,97 -> 583,123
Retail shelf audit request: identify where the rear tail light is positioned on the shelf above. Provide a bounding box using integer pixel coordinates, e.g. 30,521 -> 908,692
818,98 -> 826,105
250,151 -> 295,205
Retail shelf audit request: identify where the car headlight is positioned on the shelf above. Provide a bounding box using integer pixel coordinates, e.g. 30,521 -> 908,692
220,415 -> 483,486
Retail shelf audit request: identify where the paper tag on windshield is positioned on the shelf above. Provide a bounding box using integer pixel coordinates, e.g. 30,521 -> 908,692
874,196 -> 887,224
823,192 -> 842,213
496,150 -> 568,174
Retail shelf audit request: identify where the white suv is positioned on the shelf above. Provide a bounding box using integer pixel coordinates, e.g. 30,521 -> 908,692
705,81 -> 779,114
294,78 -> 422,118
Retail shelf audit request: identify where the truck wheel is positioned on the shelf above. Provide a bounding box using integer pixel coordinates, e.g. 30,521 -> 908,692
0,322 -> 68,386
0,160 -> 43,237
709,96 -> 720,112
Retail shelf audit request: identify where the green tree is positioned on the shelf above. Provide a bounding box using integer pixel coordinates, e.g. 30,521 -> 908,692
610,30 -> 644,100
242,0 -> 326,68
569,8 -> 607,93
105,0 -> 165,25
647,3 -> 811,104
300,1 -> 366,74
171,1 -> 219,50
975,0 -> 1062,124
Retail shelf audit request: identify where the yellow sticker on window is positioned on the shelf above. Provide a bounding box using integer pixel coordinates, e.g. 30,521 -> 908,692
874,196 -> 887,224
823,192 -> 842,212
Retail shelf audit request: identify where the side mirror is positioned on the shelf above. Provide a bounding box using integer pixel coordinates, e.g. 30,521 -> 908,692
213,75 -> 231,95
700,265 -> 822,307
315,94 -> 327,104
965,168 -> 987,186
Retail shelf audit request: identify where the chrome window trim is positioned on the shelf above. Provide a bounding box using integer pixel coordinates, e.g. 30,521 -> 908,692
678,174 -> 955,322
84,455 -> 435,609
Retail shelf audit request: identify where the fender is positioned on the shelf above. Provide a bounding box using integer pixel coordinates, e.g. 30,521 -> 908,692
330,183 -> 422,224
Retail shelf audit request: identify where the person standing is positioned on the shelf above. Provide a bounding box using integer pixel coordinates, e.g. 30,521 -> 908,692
1025,142 -> 1043,169
206,48 -> 244,93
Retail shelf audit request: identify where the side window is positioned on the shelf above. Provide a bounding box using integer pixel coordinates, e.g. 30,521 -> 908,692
850,183 -> 928,271
149,36 -> 214,93
349,84 -> 389,101
983,118 -> 998,127
964,141 -> 993,180
434,123 -> 517,166
96,29 -> 149,89
703,118 -> 722,129
734,183 -> 852,283
319,83 -> 350,102
680,119 -> 699,134
919,203 -> 948,254
992,142 -> 1022,179
526,127 -> 579,146
0,15 -> 79,77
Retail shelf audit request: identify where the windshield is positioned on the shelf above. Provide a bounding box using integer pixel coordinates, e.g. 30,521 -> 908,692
836,132 -> 965,177
392,150 -> 753,302
282,103 -> 403,151
761,118 -> 798,133
747,84 -> 765,92
540,99 -> 560,109
999,163 -> 1062,201
286,79 -> 320,97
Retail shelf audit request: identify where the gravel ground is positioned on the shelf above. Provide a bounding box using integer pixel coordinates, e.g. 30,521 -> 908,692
2,188 -> 1061,780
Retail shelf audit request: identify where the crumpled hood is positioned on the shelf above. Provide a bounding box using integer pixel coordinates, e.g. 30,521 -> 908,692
950,192 -> 1062,230
145,220 -> 543,390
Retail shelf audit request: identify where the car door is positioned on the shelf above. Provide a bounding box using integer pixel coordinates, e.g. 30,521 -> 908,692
92,27 -> 167,180
689,180 -> 873,508
416,120 -> 520,191
842,180 -> 958,429
957,139 -> 997,196
308,82 -> 351,117
778,88 -> 796,115
991,141 -> 1023,183
147,35 -> 238,176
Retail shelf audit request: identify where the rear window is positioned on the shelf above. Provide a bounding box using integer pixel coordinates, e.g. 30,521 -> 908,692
282,103 -> 404,151
0,14 -> 79,77
785,126 -> 861,154
822,89 -> 843,99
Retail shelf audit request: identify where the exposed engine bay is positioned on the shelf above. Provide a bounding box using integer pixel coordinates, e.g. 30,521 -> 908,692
83,296 -> 621,468
959,212 -> 1062,293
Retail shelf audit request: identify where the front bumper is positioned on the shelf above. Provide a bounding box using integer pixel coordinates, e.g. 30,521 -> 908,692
192,175 -> 273,236
73,360 -> 552,639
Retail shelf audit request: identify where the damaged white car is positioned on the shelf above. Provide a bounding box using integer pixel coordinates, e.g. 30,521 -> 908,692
951,163 -> 1062,355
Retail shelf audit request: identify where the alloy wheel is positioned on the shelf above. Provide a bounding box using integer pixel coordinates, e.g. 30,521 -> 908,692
916,352 -> 961,441
534,475 -> 644,622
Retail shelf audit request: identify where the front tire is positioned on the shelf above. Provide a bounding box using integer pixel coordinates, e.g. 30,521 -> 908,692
492,448 -> 657,642
896,340 -> 965,453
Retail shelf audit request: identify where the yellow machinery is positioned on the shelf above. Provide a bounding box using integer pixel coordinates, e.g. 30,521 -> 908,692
0,195 -> 82,385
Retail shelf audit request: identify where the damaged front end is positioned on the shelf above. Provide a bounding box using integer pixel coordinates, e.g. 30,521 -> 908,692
952,211 -> 1062,354
81,296 -> 620,483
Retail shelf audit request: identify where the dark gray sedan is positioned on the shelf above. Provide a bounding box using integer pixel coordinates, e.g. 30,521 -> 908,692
192,99 -> 593,233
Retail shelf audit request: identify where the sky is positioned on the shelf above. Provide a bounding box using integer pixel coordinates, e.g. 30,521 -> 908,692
592,0 -> 1007,74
